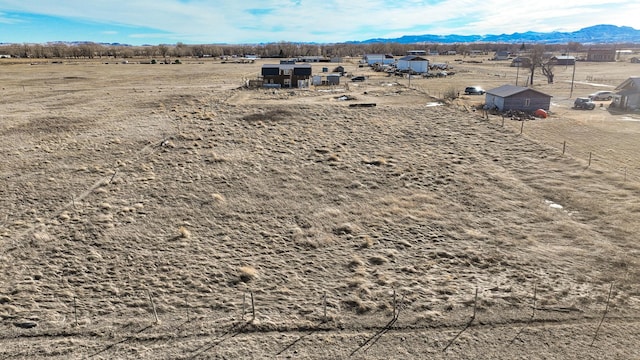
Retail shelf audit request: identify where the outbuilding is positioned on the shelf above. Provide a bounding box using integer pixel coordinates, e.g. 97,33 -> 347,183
550,55 -> 575,66
485,85 -> 552,112
510,56 -> 531,68
611,76 -> 640,111
326,74 -> 341,85
587,48 -> 616,62
493,51 -> 510,61
396,55 -> 429,73
363,54 -> 395,66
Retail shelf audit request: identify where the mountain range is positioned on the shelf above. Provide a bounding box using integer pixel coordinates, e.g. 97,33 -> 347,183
354,25 -> 640,45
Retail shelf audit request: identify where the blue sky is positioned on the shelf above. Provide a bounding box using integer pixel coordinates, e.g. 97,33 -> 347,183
0,0 -> 638,45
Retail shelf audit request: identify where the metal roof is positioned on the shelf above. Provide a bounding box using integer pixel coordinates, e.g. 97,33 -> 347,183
615,76 -> 640,90
486,85 -> 552,98
261,64 -> 312,70
398,55 -> 428,61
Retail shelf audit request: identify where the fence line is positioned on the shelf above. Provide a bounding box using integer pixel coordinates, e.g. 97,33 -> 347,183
4,279 -> 630,333
3,279 -> 631,358
484,114 -> 640,184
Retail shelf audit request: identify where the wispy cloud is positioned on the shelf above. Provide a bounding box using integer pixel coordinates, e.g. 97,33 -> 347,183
0,0 -> 637,44
246,8 -> 276,16
0,10 -> 21,24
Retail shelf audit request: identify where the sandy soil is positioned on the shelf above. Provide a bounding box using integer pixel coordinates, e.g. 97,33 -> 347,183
1,57 -> 639,359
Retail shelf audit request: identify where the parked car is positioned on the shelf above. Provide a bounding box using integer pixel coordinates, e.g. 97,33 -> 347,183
573,97 -> 596,110
588,91 -> 615,101
464,86 -> 485,95
351,76 -> 366,82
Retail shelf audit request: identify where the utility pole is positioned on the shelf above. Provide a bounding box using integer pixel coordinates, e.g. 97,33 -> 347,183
570,61 -> 576,98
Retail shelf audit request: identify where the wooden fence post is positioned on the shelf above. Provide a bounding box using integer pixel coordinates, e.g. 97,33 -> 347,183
147,290 -> 159,324
242,293 -> 246,320
323,291 -> 327,322
251,291 -> 256,321
73,296 -> 78,326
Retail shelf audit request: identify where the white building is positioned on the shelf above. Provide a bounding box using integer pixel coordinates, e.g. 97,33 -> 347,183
397,55 -> 429,73
363,54 -> 395,66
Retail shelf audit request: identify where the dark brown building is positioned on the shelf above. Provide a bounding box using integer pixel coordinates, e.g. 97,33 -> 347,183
261,64 -> 312,88
586,48 -> 616,62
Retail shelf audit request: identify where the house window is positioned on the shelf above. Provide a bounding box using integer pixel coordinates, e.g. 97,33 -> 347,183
524,98 -> 531,107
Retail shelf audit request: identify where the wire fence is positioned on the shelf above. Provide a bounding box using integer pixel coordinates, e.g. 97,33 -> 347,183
481,112 -> 640,184
4,278 -> 636,358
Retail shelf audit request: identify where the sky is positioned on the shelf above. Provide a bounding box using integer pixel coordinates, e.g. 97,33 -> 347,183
0,0 -> 639,45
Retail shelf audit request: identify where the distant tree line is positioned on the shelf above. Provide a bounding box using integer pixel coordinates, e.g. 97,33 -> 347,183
0,40 -> 636,60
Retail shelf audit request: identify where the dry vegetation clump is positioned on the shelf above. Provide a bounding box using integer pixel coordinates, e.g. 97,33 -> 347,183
241,109 -> 293,122
178,226 -> 192,238
238,266 -> 258,283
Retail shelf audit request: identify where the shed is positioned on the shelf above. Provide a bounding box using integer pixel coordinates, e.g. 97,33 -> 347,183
611,77 -> 640,111
485,85 -> 552,112
327,74 -> 341,85
550,55 -> 575,66
363,54 -> 395,66
510,56 -> 531,68
297,56 -> 327,63
397,55 -> 429,73
407,50 -> 427,56
493,51 -> 510,61
333,65 -> 345,75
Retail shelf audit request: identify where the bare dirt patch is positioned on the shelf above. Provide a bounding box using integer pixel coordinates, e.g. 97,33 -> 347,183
1,58 -> 639,359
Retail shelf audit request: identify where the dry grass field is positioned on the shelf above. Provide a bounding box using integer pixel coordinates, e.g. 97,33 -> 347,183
1,56 -> 640,359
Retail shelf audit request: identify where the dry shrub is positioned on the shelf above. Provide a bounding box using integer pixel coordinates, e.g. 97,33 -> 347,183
242,109 -> 292,122
342,296 -> 373,314
327,153 -> 340,162
359,235 -> 374,248
211,193 -> 226,203
363,157 -> 387,166
94,214 -> 113,224
443,87 -> 458,100
33,232 -> 51,242
178,226 -> 191,238
239,266 -> 257,283
348,255 -> 365,269
207,152 -> 226,163
368,255 -> 388,265
333,222 -> 358,235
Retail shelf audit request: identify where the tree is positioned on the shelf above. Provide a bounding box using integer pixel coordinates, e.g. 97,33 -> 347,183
541,61 -> 555,84
527,44 -> 546,86
158,44 -> 169,58
566,41 -> 583,53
